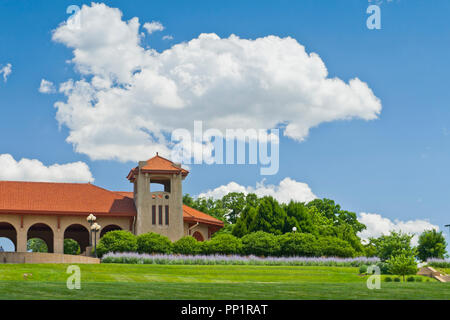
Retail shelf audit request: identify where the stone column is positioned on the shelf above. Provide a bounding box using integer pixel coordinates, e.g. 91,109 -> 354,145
54,229 -> 64,254
16,228 -> 27,252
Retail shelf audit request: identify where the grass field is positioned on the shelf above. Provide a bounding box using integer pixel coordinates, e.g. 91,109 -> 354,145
0,263 -> 448,300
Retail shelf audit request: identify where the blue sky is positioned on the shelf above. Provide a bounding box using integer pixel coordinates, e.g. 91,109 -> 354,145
0,0 -> 449,251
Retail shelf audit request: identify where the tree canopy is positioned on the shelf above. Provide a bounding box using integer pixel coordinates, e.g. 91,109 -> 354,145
183,193 -> 367,255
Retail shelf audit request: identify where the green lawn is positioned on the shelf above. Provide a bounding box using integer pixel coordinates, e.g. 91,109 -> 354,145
0,263 -> 448,300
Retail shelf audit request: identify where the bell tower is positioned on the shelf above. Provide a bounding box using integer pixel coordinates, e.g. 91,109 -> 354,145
127,153 -> 189,241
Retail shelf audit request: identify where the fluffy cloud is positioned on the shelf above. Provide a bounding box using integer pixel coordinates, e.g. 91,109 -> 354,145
0,154 -> 94,183
51,3 -> 381,162
143,21 -> 164,34
0,63 -> 12,82
162,35 -> 174,41
197,177 -> 317,204
357,212 -> 439,246
39,79 -> 56,93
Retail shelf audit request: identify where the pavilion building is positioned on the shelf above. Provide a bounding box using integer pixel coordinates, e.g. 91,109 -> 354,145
0,154 -> 223,254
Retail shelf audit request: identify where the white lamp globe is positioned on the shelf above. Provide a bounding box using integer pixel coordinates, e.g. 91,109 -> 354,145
292,227 -> 297,232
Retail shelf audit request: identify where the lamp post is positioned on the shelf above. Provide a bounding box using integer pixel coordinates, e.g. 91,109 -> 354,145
292,226 -> 297,233
91,222 -> 101,258
87,214 -> 96,246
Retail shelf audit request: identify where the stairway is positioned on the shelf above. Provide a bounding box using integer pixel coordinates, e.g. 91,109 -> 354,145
417,266 -> 450,282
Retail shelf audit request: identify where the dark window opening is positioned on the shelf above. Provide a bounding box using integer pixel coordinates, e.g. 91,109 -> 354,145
165,205 -> 169,225
152,205 -> 156,225
158,205 -> 163,225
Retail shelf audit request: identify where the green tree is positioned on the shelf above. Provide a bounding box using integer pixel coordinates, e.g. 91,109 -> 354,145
387,253 -> 418,282
306,198 -> 366,233
250,196 -> 286,235
64,238 -> 81,255
27,238 -> 48,252
371,231 -> 415,261
283,201 -> 314,234
222,192 -> 246,224
416,229 -> 447,262
232,206 -> 257,237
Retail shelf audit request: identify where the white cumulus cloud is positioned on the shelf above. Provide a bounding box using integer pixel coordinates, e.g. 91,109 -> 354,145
0,154 -> 94,183
197,177 -> 317,203
357,212 -> 439,246
0,63 -> 12,82
50,3 -> 381,162
39,79 -> 56,93
143,21 -> 164,34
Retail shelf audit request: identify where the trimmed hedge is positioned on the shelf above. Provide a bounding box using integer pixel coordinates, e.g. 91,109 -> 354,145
204,234 -> 242,255
97,230 -> 138,257
97,230 -> 365,259
173,236 -> 202,254
278,232 -> 320,257
137,232 -> 173,254
317,237 -> 356,258
241,231 -> 280,257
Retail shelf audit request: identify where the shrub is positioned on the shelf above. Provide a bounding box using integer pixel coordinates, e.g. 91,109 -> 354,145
241,231 -> 280,257
96,230 -> 138,257
387,253 -> 418,282
137,232 -> 172,254
415,277 -> 423,282
317,237 -> 356,258
204,234 -> 242,255
278,233 -> 320,257
359,265 -> 368,274
384,277 -> 393,282
406,276 -> 415,282
173,236 -> 202,255
376,262 -> 391,275
64,238 -> 81,255
394,277 -> 401,282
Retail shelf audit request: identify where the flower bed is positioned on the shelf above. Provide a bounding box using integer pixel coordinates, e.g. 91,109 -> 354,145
426,258 -> 450,268
101,252 -> 379,267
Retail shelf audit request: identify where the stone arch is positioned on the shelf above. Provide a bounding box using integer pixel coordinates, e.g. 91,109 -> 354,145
192,231 -> 204,242
27,223 -> 54,253
100,224 -> 122,238
0,222 -> 17,252
64,224 -> 90,254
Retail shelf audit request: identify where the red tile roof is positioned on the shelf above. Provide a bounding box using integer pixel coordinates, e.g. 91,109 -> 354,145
0,181 -> 136,216
182,205 -> 224,227
0,180 -> 223,227
127,154 -> 189,181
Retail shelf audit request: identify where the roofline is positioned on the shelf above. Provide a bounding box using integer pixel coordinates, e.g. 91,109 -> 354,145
183,216 -> 225,227
0,209 -> 225,226
0,209 -> 136,217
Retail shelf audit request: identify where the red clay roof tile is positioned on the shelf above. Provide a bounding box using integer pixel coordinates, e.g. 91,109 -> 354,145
0,181 -> 136,216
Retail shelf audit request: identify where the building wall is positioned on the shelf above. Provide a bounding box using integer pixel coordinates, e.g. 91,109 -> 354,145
0,213 -> 131,254
0,252 -> 99,264
183,222 -> 210,241
134,167 -> 184,241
